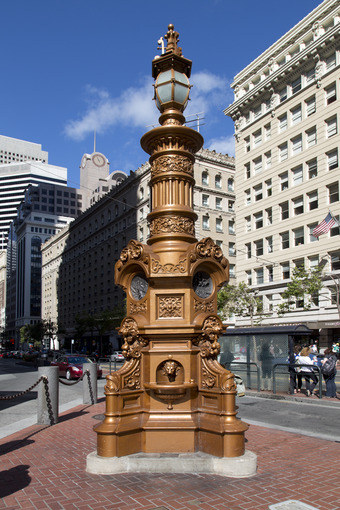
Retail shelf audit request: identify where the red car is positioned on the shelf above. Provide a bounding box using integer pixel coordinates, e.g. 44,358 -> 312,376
51,355 -> 102,380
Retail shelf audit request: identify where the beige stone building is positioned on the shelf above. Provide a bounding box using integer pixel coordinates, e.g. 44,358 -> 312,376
41,149 -> 235,347
224,0 -> 340,346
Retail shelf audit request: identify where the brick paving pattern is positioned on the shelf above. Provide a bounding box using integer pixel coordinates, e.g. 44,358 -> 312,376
0,398 -> 339,510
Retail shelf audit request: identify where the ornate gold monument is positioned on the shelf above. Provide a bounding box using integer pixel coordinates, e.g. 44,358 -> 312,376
89,25 -> 256,475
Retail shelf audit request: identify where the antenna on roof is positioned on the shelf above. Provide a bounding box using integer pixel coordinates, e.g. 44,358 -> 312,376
94,130 -> 96,153
184,112 -> 205,132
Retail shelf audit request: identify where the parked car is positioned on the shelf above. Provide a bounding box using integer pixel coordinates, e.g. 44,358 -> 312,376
111,351 -> 124,362
51,355 -> 102,380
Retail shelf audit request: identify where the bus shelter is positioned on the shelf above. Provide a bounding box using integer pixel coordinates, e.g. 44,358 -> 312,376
219,325 -> 313,392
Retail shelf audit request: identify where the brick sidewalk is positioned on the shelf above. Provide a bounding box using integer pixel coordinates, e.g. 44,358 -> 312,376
0,398 -> 339,510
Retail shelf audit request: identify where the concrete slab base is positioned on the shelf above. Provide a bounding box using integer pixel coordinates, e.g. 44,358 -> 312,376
86,450 -> 257,478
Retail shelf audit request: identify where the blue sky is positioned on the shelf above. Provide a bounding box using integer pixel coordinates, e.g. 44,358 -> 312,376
0,0 -> 321,188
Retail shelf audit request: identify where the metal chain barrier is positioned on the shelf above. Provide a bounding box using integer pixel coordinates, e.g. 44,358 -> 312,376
42,376 -> 55,425
59,376 -> 84,386
0,376 -> 45,401
84,370 -> 94,405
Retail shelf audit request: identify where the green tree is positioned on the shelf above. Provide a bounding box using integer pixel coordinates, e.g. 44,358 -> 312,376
277,265 -> 323,315
217,282 -> 264,327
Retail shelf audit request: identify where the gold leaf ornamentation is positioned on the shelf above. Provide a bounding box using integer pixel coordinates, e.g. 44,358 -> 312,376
194,299 -> 214,313
152,154 -> 193,175
119,317 -> 148,359
151,258 -> 186,274
193,315 -> 223,358
104,373 -> 120,393
150,216 -> 195,236
159,296 -> 182,318
130,301 -> 147,314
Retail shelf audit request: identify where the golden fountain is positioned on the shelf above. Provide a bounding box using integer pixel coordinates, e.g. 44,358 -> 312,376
87,24 -> 256,477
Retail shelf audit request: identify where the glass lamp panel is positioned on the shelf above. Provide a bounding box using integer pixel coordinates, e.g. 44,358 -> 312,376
158,83 -> 172,104
174,71 -> 189,85
174,83 -> 189,104
157,70 -> 172,84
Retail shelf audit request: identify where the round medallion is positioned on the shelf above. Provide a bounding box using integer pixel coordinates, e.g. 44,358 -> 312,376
130,274 -> 148,301
193,271 -> 213,299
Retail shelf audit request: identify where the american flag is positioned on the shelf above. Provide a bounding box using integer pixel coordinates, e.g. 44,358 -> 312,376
312,212 -> 337,238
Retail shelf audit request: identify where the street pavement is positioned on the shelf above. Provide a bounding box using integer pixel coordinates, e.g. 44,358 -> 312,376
1,362 -> 340,509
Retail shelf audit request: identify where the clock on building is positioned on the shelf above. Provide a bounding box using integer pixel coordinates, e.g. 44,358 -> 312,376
92,153 -> 106,167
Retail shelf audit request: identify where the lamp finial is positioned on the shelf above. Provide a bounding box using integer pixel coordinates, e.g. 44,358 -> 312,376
164,24 -> 182,56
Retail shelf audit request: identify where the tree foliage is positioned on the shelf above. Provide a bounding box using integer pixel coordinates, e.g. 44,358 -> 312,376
277,265 -> 323,315
74,302 -> 126,339
217,282 -> 264,326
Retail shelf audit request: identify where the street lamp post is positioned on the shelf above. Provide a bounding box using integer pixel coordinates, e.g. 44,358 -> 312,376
92,25 -> 252,469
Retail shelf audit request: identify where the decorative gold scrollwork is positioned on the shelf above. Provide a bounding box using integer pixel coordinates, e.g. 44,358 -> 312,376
104,373 -> 120,393
159,296 -> 182,318
152,154 -> 193,175
116,240 -> 148,272
124,368 -> 141,390
202,366 -> 216,388
194,299 -> 214,313
190,237 -> 227,266
194,315 -> 223,358
119,317 -> 148,359
221,371 -> 237,392
151,258 -> 186,274
130,301 -> 147,315
150,216 -> 195,236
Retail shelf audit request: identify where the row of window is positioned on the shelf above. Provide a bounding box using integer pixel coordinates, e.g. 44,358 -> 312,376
201,194 -> 235,212
30,227 -> 56,235
246,82 -> 337,152
244,220 -> 340,262
202,216 -> 233,234
244,151 -> 338,206
242,51 -> 337,125
244,118 -> 338,179
246,250 -> 340,290
201,171 -> 234,192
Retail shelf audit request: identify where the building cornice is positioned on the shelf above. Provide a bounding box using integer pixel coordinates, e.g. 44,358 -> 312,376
196,148 -> 235,168
232,0 -> 340,88
224,7 -> 340,119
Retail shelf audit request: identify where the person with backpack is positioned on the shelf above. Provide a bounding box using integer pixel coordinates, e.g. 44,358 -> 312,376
321,348 -> 338,398
299,347 -> 318,397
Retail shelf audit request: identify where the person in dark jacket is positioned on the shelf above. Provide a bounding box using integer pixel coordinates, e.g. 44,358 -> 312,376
220,349 -> 235,371
321,348 -> 338,398
259,342 -> 273,390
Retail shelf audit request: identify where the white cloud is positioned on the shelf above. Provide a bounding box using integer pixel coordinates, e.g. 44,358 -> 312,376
64,78 -> 158,141
206,135 -> 235,157
64,70 -> 232,142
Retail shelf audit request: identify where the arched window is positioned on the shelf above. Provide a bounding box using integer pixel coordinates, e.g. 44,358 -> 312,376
215,174 -> 222,189
202,171 -> 209,186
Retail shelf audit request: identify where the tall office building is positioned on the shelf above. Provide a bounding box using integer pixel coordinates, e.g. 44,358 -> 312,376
0,160 -> 67,250
5,182 -> 82,341
0,135 -> 48,165
224,0 -> 340,347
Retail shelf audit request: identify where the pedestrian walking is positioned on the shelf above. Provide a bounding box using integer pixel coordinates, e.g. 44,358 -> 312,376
321,348 -> 338,398
259,342 -> 273,390
289,344 -> 302,394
